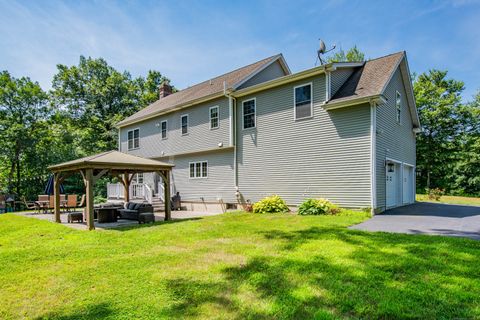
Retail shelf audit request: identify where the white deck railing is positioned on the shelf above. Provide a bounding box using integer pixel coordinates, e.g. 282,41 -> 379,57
107,182 -> 154,204
107,183 -> 124,199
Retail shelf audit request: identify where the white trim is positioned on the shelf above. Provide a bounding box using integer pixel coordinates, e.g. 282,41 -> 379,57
325,71 -> 331,101
370,102 -> 377,212
209,105 -> 219,130
395,90 -> 402,124
160,120 -> 168,140
323,95 -> 387,110
385,157 -> 402,164
188,160 -> 208,179
228,97 -> 233,146
127,127 -> 140,151
241,97 -> 256,130
118,127 -> 121,151
180,114 -> 189,136
293,82 -> 313,121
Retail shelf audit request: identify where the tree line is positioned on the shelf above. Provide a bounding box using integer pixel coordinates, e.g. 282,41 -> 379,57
0,56 -> 170,200
1,49 -> 479,202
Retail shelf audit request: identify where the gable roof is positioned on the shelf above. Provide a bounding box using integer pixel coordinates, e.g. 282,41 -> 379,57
117,54 -> 290,127
329,52 -> 404,103
327,51 -> 420,129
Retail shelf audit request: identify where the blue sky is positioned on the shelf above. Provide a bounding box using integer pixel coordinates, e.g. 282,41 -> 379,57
1,0 -> 479,100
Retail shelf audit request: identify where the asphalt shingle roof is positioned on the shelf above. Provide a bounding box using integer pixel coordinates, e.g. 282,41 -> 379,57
329,52 -> 404,104
117,55 -> 281,126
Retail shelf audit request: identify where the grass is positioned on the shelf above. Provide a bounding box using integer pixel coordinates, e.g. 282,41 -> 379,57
0,211 -> 479,319
416,193 -> 480,206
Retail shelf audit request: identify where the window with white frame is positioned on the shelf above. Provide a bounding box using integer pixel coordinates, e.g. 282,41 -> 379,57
127,128 -> 140,150
189,161 -> 208,178
210,106 -> 219,129
294,83 -> 312,119
242,99 -> 256,129
161,120 -> 167,139
396,91 -> 401,123
181,115 -> 188,135
132,173 -> 144,184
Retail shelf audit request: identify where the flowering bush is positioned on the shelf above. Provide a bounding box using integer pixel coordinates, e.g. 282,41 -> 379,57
252,195 -> 289,213
298,198 -> 340,215
427,188 -> 445,201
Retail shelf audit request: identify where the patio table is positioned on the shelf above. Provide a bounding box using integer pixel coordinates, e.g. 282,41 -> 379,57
36,201 -> 49,214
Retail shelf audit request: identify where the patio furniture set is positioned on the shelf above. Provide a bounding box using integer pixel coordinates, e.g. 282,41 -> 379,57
66,201 -> 155,224
24,194 -> 86,214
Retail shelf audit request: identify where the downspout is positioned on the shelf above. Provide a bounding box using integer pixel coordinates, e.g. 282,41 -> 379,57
224,84 -> 238,196
370,100 -> 377,214
118,127 -> 121,152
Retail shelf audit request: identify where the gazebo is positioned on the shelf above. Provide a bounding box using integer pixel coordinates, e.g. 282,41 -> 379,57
48,150 -> 174,230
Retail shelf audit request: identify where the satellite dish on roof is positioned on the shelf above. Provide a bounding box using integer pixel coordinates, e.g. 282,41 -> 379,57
317,39 -> 336,65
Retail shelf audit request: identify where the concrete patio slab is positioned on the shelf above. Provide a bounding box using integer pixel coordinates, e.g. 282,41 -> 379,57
15,210 -> 223,230
350,202 -> 480,240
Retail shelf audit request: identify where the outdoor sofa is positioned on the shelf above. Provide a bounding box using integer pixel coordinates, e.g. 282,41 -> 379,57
117,202 -> 153,221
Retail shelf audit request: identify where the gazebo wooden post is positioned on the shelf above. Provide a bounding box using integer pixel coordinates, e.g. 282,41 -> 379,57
158,170 -> 171,221
53,173 -> 61,223
122,172 -> 131,203
85,168 -> 95,231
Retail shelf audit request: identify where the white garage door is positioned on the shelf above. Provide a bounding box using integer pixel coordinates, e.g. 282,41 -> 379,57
403,165 -> 414,204
386,162 -> 400,208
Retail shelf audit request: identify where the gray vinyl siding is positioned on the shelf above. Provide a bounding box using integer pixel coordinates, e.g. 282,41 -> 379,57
120,97 -> 230,158
237,73 -> 372,208
331,68 -> 354,96
163,150 -> 235,203
375,67 -> 416,211
238,61 -> 287,89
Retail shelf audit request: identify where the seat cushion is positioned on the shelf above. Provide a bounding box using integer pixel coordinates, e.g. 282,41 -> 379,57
127,202 -> 137,210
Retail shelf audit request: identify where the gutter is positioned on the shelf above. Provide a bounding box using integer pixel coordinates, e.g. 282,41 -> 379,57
224,84 -> 238,191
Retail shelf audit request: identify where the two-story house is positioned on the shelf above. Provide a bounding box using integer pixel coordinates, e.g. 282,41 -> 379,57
112,51 -> 420,213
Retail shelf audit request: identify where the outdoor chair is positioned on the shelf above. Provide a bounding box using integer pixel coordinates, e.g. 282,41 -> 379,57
65,194 -> 77,212
77,194 -> 86,208
22,197 -> 39,214
49,196 -> 55,213
0,195 -> 5,214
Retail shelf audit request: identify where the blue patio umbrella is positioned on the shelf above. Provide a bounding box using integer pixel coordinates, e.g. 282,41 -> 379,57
44,174 -> 65,195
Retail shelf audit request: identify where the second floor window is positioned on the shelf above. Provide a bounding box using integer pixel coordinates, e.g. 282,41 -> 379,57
210,106 -> 219,129
243,99 -> 256,129
161,120 -> 167,139
294,83 -> 312,119
127,128 -> 139,150
396,91 -> 401,123
181,114 -> 188,135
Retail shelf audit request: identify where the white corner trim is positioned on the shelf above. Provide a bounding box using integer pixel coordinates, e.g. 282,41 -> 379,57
370,102 -> 377,211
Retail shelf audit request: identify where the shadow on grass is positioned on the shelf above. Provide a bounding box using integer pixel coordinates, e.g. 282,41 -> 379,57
159,226 -> 480,319
35,302 -> 115,319
112,217 -> 202,232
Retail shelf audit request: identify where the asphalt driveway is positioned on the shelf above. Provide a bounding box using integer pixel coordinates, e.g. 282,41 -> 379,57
350,202 -> 480,240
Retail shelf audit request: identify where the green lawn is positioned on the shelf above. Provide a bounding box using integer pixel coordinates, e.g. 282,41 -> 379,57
0,211 -> 479,319
416,193 -> 480,206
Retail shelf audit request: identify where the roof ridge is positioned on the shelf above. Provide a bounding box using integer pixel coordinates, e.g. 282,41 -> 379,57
365,51 -> 404,63
178,54 -> 280,91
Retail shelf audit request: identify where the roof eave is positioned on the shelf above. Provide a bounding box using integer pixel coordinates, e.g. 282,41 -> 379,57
323,94 -> 386,110
116,92 -> 225,128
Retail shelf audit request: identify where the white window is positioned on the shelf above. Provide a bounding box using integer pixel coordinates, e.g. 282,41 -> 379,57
181,114 -> 188,135
396,91 -> 401,123
189,161 -> 208,178
132,173 -> 144,184
127,128 -> 140,150
210,106 -> 219,129
242,98 -> 256,129
294,83 -> 312,120
161,120 -> 167,139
